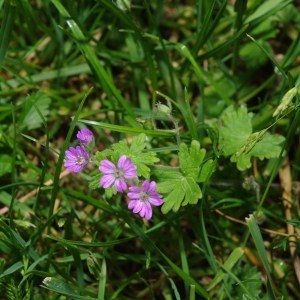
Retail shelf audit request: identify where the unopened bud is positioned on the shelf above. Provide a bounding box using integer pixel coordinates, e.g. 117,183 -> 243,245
156,102 -> 171,115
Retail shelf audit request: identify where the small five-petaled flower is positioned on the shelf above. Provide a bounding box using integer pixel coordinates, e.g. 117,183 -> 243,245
127,180 -> 163,220
99,155 -> 137,192
64,145 -> 89,173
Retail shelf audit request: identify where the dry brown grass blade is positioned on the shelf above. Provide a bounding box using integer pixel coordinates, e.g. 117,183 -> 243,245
215,209 -> 297,238
0,170 -> 70,215
279,158 -> 300,284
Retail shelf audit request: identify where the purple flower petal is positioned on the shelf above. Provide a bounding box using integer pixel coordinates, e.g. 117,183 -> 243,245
65,148 -> 77,159
99,160 -> 116,172
64,161 -> 83,173
117,155 -> 127,168
128,186 -> 140,193
148,181 -> 157,192
141,180 -> 150,191
100,174 -> 115,188
148,195 -> 164,206
128,200 -> 136,210
124,166 -> 137,178
118,156 -> 137,178
142,202 -> 152,220
127,192 -> 140,200
115,178 -> 127,192
132,200 -> 143,213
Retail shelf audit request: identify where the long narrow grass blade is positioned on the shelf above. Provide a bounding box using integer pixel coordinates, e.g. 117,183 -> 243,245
192,0 -> 227,57
246,34 -> 287,79
231,0 -> 248,72
207,247 -> 244,291
157,263 -> 182,300
47,235 -> 135,248
246,214 -> 276,300
0,261 -> 24,280
0,1 -> 15,68
245,0 -> 293,24
1,63 -> 91,90
98,258 -> 107,300
80,119 -> 176,137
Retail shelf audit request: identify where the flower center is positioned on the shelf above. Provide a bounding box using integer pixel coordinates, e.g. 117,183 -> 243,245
76,156 -> 86,166
114,168 -> 124,179
140,191 -> 149,202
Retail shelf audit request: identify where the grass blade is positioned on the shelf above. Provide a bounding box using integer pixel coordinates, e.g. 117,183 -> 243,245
0,1 -> 15,68
246,214 -> 276,300
98,258 -> 107,300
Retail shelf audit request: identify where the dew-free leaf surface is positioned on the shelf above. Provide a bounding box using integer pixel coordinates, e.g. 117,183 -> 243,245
156,140 -> 213,213
218,106 -> 285,170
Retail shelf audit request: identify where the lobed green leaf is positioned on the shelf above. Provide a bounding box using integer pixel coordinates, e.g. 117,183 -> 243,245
157,140 -> 209,213
179,140 -> 206,179
219,106 -> 285,170
219,105 -> 253,156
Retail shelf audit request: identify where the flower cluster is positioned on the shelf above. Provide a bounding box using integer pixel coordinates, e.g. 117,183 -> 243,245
99,156 -> 163,220
64,128 -> 163,220
64,129 -> 94,173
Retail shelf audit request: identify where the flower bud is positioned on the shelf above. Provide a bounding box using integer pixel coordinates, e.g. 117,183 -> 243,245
156,102 -> 171,116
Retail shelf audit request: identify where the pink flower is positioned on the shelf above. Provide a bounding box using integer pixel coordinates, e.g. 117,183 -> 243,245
64,146 -> 89,172
127,180 -> 163,220
99,155 -> 137,192
76,129 -> 94,144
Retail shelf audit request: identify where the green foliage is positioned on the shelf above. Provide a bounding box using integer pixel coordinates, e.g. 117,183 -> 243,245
245,0 -> 293,24
0,280 -> 23,300
208,247 -> 244,291
239,41 -> 272,68
231,264 -> 265,299
246,214 -> 277,298
0,0 -> 299,299
209,248 -> 266,299
0,154 -> 11,176
0,1 -> 15,68
218,106 -> 285,170
42,277 -> 93,300
157,169 -> 202,213
157,140 -> 214,213
20,91 -> 51,130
